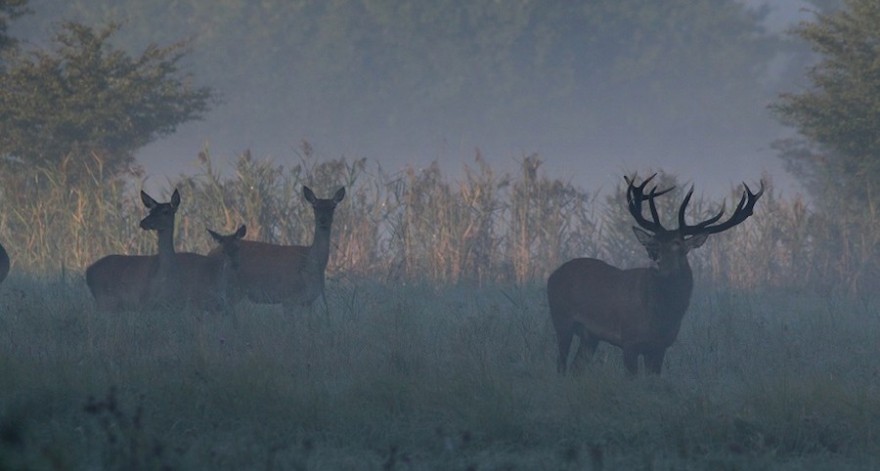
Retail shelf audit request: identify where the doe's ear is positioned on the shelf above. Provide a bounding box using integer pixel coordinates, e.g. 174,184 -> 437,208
303,186 -> 317,204
170,189 -> 181,209
235,224 -> 247,239
141,191 -> 158,209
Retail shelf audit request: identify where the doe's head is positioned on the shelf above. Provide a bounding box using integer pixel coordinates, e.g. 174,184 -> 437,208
139,189 -> 181,232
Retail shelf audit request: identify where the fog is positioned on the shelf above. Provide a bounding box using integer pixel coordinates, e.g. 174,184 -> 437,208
11,0 -> 816,198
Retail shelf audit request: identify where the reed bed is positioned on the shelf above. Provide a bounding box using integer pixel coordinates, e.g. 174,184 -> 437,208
0,145 -> 876,295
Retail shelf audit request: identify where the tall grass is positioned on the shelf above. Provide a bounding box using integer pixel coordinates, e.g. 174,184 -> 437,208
2,144 -> 875,295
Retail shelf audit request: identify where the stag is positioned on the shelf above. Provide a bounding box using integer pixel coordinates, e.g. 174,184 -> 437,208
547,174 -> 763,375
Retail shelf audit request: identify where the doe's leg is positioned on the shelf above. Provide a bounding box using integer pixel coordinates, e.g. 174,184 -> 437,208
570,329 -> 599,373
554,324 -> 574,375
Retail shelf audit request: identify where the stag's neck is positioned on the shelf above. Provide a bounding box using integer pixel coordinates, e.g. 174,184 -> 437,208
653,263 -> 694,317
307,223 -> 333,272
155,228 -> 177,277
639,263 -> 693,347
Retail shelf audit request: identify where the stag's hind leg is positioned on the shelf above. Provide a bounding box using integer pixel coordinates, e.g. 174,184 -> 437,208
622,347 -> 640,376
644,348 -> 667,375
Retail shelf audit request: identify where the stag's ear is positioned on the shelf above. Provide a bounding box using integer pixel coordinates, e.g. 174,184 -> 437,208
632,227 -> 660,260
632,227 -> 654,246
141,191 -> 158,209
685,232 -> 709,251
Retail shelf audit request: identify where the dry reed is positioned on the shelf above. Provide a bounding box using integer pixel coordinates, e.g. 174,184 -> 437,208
0,144 -> 876,295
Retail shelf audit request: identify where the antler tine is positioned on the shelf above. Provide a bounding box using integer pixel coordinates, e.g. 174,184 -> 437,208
647,184 -> 673,226
677,185 -> 694,231
678,185 -> 727,235
695,180 -> 764,236
624,174 -> 673,233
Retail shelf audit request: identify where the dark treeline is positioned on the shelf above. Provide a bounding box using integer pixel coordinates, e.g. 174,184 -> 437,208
12,0 -> 790,170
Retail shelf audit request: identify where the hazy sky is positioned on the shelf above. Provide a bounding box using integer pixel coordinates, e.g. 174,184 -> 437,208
12,0 -> 815,199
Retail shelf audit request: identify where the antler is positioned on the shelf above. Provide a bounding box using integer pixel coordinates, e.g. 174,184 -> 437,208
625,174 -> 674,233
678,181 -> 765,236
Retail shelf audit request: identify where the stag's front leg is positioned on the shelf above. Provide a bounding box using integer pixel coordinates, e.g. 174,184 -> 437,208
644,348 -> 666,375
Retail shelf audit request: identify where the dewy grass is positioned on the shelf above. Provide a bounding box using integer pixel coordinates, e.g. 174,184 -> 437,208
1,275 -> 879,469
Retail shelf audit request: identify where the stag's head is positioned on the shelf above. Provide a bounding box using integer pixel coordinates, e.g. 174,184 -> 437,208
625,174 -> 763,276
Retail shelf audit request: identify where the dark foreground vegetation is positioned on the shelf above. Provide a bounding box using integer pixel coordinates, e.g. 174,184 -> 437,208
0,275 -> 878,470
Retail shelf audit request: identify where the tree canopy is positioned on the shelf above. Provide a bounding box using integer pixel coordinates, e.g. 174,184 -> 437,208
0,19 -> 214,182
0,0 -> 28,59
10,0 -> 783,177
771,0 -> 880,211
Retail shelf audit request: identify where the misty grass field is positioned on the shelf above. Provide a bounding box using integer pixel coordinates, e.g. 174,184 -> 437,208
1,274 -> 879,470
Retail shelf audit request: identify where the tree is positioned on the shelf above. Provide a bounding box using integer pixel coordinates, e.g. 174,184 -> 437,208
771,0 -> 880,293
0,0 -> 28,58
12,1 -> 781,172
771,0 -> 880,212
0,21 -> 214,183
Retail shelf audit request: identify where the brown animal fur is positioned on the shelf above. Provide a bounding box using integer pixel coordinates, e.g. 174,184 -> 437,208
85,189 -> 245,312
214,186 -> 345,315
548,175 -> 762,375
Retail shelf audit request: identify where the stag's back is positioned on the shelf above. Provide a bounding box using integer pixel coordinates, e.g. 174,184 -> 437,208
548,258 -> 657,346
